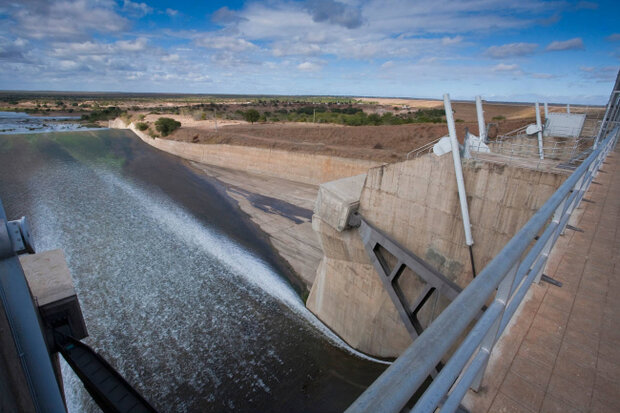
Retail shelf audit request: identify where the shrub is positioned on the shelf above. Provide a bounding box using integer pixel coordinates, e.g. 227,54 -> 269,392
243,109 -> 260,124
155,117 -> 181,136
135,122 -> 149,131
492,115 -> 506,121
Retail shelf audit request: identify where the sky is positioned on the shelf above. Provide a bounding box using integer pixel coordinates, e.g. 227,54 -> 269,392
0,0 -> 618,103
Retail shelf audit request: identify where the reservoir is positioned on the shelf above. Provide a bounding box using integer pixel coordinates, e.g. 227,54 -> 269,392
0,129 -> 385,412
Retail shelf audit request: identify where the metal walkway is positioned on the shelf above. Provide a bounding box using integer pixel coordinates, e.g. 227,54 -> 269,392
464,143 -> 620,412
346,71 -> 620,413
57,333 -> 158,413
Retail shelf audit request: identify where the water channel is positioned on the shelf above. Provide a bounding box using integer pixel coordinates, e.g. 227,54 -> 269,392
0,129 -> 386,412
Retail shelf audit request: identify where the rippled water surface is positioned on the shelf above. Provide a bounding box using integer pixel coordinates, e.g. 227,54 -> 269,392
0,111 -> 98,134
0,130 -> 386,412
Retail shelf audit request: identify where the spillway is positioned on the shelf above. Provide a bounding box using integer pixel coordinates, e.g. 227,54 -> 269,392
0,129 -> 385,412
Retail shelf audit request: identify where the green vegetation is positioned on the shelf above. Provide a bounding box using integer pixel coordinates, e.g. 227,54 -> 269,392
155,117 -> 181,136
243,109 -> 260,124
135,122 -> 149,131
265,106 -> 445,125
492,115 -> 506,121
81,106 -> 124,122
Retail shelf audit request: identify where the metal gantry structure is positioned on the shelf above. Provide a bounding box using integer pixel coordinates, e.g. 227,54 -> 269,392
347,72 -> 620,413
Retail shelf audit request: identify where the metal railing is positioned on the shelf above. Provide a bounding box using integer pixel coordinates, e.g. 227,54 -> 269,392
347,122 -> 619,413
407,137 -> 441,159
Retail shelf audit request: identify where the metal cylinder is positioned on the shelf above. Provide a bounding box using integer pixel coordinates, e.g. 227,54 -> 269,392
475,96 -> 486,142
535,102 -> 544,160
444,94 -> 474,246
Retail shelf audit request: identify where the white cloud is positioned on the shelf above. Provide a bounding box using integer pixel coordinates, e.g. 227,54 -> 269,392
546,38 -> 584,51
195,36 -> 256,52
297,61 -> 323,72
492,63 -> 519,72
606,33 -> 620,42
8,0 -> 129,40
165,8 -> 178,17
123,0 -> 153,17
580,66 -> 617,82
161,54 -> 180,62
305,0 -> 363,29
484,42 -> 538,58
531,72 -> 556,79
116,37 -> 148,52
442,36 -> 463,45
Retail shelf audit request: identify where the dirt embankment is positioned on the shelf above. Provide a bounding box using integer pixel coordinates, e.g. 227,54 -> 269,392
165,119 -> 531,163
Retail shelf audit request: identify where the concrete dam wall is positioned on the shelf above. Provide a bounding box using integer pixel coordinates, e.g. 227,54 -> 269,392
307,152 -> 567,358
109,119 -> 380,186
110,118 -> 569,358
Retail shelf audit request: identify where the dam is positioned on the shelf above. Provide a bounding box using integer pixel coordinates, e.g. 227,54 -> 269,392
1,72 -> 619,412
0,129 -> 386,412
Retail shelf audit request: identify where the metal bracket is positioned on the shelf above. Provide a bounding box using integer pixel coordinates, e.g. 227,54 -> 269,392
540,274 -> 563,287
565,224 -> 584,233
359,218 -> 463,339
6,217 -> 35,255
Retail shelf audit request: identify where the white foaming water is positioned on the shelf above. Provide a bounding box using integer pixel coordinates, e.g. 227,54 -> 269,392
94,168 -> 390,365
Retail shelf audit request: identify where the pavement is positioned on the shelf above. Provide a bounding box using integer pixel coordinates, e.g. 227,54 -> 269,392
463,147 -> 620,413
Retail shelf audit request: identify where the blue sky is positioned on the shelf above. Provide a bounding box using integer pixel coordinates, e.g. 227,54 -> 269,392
0,0 -> 618,103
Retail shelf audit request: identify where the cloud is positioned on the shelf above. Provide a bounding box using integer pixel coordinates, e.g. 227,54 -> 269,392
580,65 -> 618,82
546,38 -> 584,51
531,72 -> 557,79
297,61 -> 323,72
305,0 -> 363,29
484,42 -> 538,58
165,8 -> 178,17
123,0 -> 153,17
194,35 -> 256,52
212,6 -> 247,24
116,37 -> 148,52
7,0 -> 129,41
442,36 -> 463,45
161,53 -> 179,62
0,37 -> 31,62
607,33 -> 620,42
492,63 -> 519,72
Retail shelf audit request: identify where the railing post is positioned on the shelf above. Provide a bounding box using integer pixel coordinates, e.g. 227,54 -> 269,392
535,102 -> 544,160
471,262 -> 519,391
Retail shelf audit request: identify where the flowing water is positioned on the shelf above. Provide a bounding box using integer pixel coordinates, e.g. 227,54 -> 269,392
0,129 -> 386,412
0,111 -> 99,134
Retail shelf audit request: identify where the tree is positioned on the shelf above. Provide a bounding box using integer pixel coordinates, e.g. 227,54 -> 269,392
155,117 -> 181,136
244,109 -> 260,124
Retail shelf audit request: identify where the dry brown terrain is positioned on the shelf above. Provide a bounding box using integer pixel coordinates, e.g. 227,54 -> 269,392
165,119 -> 531,162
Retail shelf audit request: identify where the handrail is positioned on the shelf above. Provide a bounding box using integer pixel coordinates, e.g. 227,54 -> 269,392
406,137 -> 442,159
0,200 -> 67,413
346,124 -> 619,413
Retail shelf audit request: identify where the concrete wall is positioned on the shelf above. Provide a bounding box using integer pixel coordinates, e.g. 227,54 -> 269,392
109,119 -> 380,185
307,152 -> 567,357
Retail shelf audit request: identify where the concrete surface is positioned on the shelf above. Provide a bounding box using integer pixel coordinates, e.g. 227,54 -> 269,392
308,151 -> 569,357
314,174 -> 367,231
19,249 -> 75,307
111,120 -> 381,186
463,148 -> 620,413
188,162 -> 323,290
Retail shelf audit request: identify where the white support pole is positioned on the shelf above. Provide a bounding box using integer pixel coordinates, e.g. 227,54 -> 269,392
566,104 -> 570,113
475,95 -> 486,142
535,102 -> 544,160
544,102 -> 549,119
444,94 -> 474,246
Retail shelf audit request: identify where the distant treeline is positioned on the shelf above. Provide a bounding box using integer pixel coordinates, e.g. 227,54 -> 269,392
233,106 -> 446,125
81,106 -> 124,122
